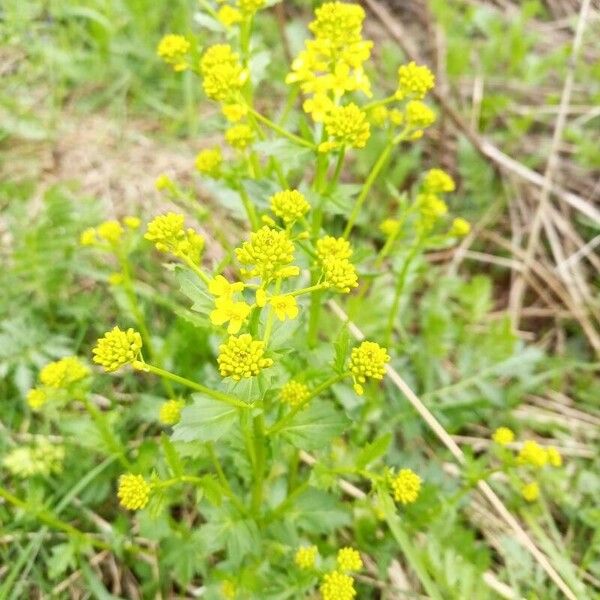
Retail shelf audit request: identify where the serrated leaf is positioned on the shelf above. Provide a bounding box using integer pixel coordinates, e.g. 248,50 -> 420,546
172,394 -> 238,443
356,433 -> 392,469
279,400 -> 349,450
176,267 -> 212,315
292,488 -> 350,533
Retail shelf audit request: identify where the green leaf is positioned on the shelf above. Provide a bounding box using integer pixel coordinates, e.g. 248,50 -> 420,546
355,433 -> 392,470
292,488 -> 350,533
176,267 -> 212,315
200,474 -> 222,507
47,542 -> 76,580
279,400 -> 349,450
172,394 -> 238,443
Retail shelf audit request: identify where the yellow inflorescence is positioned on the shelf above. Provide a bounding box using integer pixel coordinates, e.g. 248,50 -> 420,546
155,174 -> 173,191
92,326 -> 143,372
210,297 -> 252,334
226,124 -> 255,150
217,5 -> 242,27
200,44 -> 247,102
118,473 -> 151,510
280,380 -> 310,408
518,440 -> 548,468
449,217 -> 471,237
321,103 -> 370,152
322,257 -> 358,293
270,189 -> 310,224
145,213 -> 205,265
235,226 -> 296,282
157,34 -> 190,71
217,334 -> 273,380
316,236 -> 352,262
417,193 -> 448,228
27,387 -> 48,410
195,147 -> 223,176
395,62 -> 435,100
521,481 -> 540,502
159,399 -> 186,426
349,341 -> 389,395
547,446 -> 562,467
97,220 -> 124,245
337,547 -> 363,572
492,427 -> 515,446
379,218 -> 400,237
423,168 -> 455,194
238,0 -> 265,15
390,468 -> 422,505
40,356 -> 89,388
3,438 -> 65,478
294,545 -> 318,569
319,570 -> 357,600
405,100 -> 436,131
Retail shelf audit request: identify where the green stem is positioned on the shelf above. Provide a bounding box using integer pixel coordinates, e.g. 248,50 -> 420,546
268,372 -> 348,436
325,147 -> 346,195
206,443 -> 248,515
362,95 -> 397,111
140,363 -> 250,409
343,141 -> 393,239
247,107 -> 315,149
238,185 -> 260,231
251,414 -> 266,514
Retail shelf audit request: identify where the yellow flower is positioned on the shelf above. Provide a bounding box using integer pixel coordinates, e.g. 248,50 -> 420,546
321,103 -> 370,151
117,473 -> 151,510
3,439 -> 64,478
521,481 -> 540,502
27,388 -> 48,411
492,427 -> 514,446
405,100 -> 436,130
310,2 -> 366,46
217,334 -> 273,380
79,228 -> 97,246
145,213 -> 205,264
518,440 -> 548,468
389,108 -> 404,126
157,34 -> 190,71
547,446 -> 563,467
226,124 -> 254,150
319,570 -> 356,600
195,147 -> 223,176
303,93 -> 334,123
294,545 -> 318,569
389,468 -> 422,504
280,381 -> 310,408
423,168 -> 455,193
238,0 -> 265,15
40,356 -> 89,388
369,105 -> 389,127
155,174 -> 174,191
209,275 -> 245,298
350,341 -> 389,395
210,296 -> 252,334
235,226 -> 295,282
322,257 -> 358,293
379,218 -> 400,237
217,5 -> 242,27
269,295 -> 299,321
159,399 -> 185,426
270,189 -> 310,224
417,193 -> 448,222
200,44 -> 247,102
123,216 -> 141,229
92,326 -> 143,372
97,220 -> 124,245
449,217 -> 471,237
316,236 -> 352,262
222,103 -> 248,122
395,61 -> 435,100
337,547 -> 363,572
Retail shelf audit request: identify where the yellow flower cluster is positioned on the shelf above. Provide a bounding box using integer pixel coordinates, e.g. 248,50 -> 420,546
349,341 -> 389,395
159,399 -> 186,426
222,103 -> 247,122
319,570 -> 356,600
389,468 -> 422,505
492,426 -> 514,446
195,147 -> 223,176
280,380 -> 310,408
379,218 -> 401,237
405,100 -> 436,131
316,236 -> 358,293
235,226 -> 297,282
2,438 -> 65,478
294,545 -> 318,569
320,103 -> 370,152
27,388 -> 47,410
217,5 -> 242,27
118,473 -> 151,510
423,168 -> 455,194
337,547 -> 363,572
225,123 -> 254,150
157,34 -> 190,72
238,0 -> 265,15
521,481 -> 540,502
395,62 -> 435,100
80,216 -> 139,247
92,326 -> 143,372
449,217 -> 471,237
200,44 -> 247,102
518,440 -> 549,468
287,2 -> 372,124
217,334 -> 273,380
144,213 -> 205,265
40,356 -> 89,388
270,189 -> 310,225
